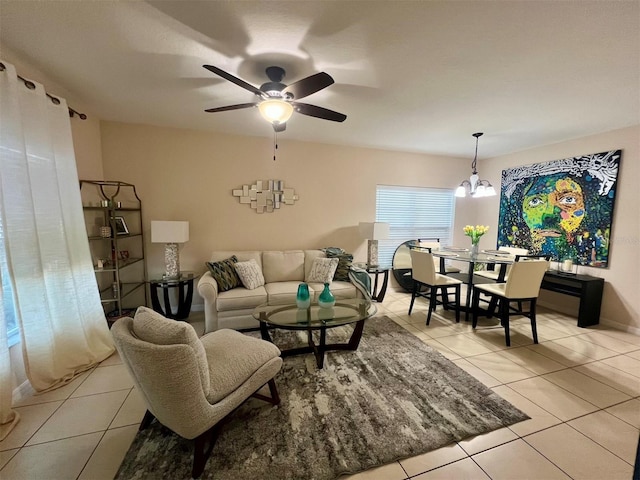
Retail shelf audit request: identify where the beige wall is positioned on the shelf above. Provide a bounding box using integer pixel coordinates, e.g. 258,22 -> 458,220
475,126 -> 640,332
100,121 -> 475,303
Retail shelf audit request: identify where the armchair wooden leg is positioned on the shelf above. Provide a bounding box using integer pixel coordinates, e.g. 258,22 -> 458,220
192,423 -> 219,478
139,410 -> 155,431
251,378 -> 281,405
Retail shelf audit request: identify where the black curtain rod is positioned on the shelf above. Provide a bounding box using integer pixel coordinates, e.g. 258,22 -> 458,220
0,62 -> 87,120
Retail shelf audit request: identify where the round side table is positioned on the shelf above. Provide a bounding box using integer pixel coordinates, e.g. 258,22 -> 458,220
149,272 -> 199,320
354,263 -> 390,302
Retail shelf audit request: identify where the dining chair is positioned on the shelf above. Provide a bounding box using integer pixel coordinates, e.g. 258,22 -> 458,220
408,249 -> 462,325
471,259 -> 550,346
417,238 -> 461,274
475,246 -> 529,281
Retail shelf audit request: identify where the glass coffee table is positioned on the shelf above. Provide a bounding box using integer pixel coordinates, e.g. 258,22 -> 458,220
253,299 -> 377,368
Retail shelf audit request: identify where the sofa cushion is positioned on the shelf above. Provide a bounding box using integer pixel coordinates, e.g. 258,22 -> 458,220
217,286 -> 268,311
262,250 -> 305,283
307,257 -> 339,283
265,281 -> 307,305
206,256 -> 241,292
132,306 -> 210,393
234,258 -> 265,290
200,329 -> 281,404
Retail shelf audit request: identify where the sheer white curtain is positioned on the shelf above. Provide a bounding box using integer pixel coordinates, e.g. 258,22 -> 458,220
0,61 -> 114,436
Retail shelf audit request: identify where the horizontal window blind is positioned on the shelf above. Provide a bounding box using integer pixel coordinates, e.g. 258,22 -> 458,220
376,185 -> 456,266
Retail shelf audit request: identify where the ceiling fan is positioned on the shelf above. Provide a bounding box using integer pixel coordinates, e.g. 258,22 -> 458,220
203,65 -> 347,132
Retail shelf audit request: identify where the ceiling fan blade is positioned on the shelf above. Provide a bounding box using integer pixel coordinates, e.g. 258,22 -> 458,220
292,102 -> 347,122
273,122 -> 286,132
281,72 -> 334,100
204,103 -> 257,113
202,65 -> 266,98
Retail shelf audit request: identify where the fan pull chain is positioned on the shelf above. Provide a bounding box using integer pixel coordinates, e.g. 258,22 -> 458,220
273,131 -> 278,161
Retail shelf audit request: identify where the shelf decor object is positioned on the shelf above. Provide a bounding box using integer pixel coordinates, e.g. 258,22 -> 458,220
151,221 -> 189,279
232,179 -> 298,213
318,282 -> 336,309
296,283 -> 311,309
359,222 -> 390,267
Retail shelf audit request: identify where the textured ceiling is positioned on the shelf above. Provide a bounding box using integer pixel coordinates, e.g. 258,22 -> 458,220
1,0 -> 638,159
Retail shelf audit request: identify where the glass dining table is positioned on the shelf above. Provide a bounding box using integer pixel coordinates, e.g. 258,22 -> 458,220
430,248 -> 515,321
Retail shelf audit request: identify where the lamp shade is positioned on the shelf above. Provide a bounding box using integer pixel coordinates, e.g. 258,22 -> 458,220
151,221 -> 189,243
359,222 -> 390,240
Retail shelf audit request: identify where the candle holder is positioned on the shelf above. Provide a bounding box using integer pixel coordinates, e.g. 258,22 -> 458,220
558,256 -> 578,275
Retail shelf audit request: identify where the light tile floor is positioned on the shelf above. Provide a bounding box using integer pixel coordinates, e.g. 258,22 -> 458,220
1,289 -> 639,479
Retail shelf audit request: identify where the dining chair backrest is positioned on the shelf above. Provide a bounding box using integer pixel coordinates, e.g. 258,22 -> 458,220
410,249 -> 437,285
504,260 -> 550,298
419,239 -> 450,272
418,238 -> 441,251
515,254 -> 552,262
499,246 -> 529,256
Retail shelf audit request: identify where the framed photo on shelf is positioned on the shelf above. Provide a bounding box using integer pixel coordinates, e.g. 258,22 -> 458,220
113,216 -> 129,235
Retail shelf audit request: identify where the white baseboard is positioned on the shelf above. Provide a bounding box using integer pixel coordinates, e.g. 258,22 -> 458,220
190,303 -> 204,312
599,317 -> 640,335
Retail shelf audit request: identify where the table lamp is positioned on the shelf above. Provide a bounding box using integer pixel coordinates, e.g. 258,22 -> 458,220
151,221 -> 189,278
359,222 -> 390,267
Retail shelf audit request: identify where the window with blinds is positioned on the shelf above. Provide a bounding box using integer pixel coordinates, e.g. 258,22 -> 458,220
376,185 -> 456,266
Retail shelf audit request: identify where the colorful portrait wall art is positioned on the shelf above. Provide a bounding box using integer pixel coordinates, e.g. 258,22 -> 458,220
497,150 -> 621,267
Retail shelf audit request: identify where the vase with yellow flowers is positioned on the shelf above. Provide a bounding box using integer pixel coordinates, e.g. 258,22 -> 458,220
463,225 -> 489,257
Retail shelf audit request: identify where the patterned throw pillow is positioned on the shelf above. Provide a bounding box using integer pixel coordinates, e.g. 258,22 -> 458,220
307,257 -> 339,283
234,259 -> 265,290
323,247 -> 353,282
206,256 -> 241,292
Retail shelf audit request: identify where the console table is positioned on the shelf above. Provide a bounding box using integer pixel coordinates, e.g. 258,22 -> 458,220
540,271 -> 604,327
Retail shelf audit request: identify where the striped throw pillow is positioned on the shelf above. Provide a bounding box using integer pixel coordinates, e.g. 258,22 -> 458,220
206,256 -> 241,292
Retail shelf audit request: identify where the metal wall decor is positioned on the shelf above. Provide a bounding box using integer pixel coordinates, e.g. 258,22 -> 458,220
232,180 -> 299,213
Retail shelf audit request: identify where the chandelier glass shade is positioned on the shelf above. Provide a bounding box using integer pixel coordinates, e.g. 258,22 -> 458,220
258,99 -> 294,124
455,132 -> 497,198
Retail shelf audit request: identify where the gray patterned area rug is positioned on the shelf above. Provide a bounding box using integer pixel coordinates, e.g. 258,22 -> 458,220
116,316 -> 528,480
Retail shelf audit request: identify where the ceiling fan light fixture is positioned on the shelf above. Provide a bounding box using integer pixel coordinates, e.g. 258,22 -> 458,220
258,99 -> 294,124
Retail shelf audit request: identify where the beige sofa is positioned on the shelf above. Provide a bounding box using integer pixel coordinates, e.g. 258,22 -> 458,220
197,250 -> 361,333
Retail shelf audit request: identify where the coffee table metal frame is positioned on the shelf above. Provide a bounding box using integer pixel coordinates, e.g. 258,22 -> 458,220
253,299 -> 377,369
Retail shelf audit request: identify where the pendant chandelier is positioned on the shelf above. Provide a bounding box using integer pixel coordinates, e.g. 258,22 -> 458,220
455,132 -> 496,198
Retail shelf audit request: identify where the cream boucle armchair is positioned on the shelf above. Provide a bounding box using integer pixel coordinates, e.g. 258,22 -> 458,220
111,307 -> 283,478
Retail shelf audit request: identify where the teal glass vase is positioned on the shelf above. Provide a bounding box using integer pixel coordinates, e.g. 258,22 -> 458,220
296,283 -> 310,309
318,282 -> 336,308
